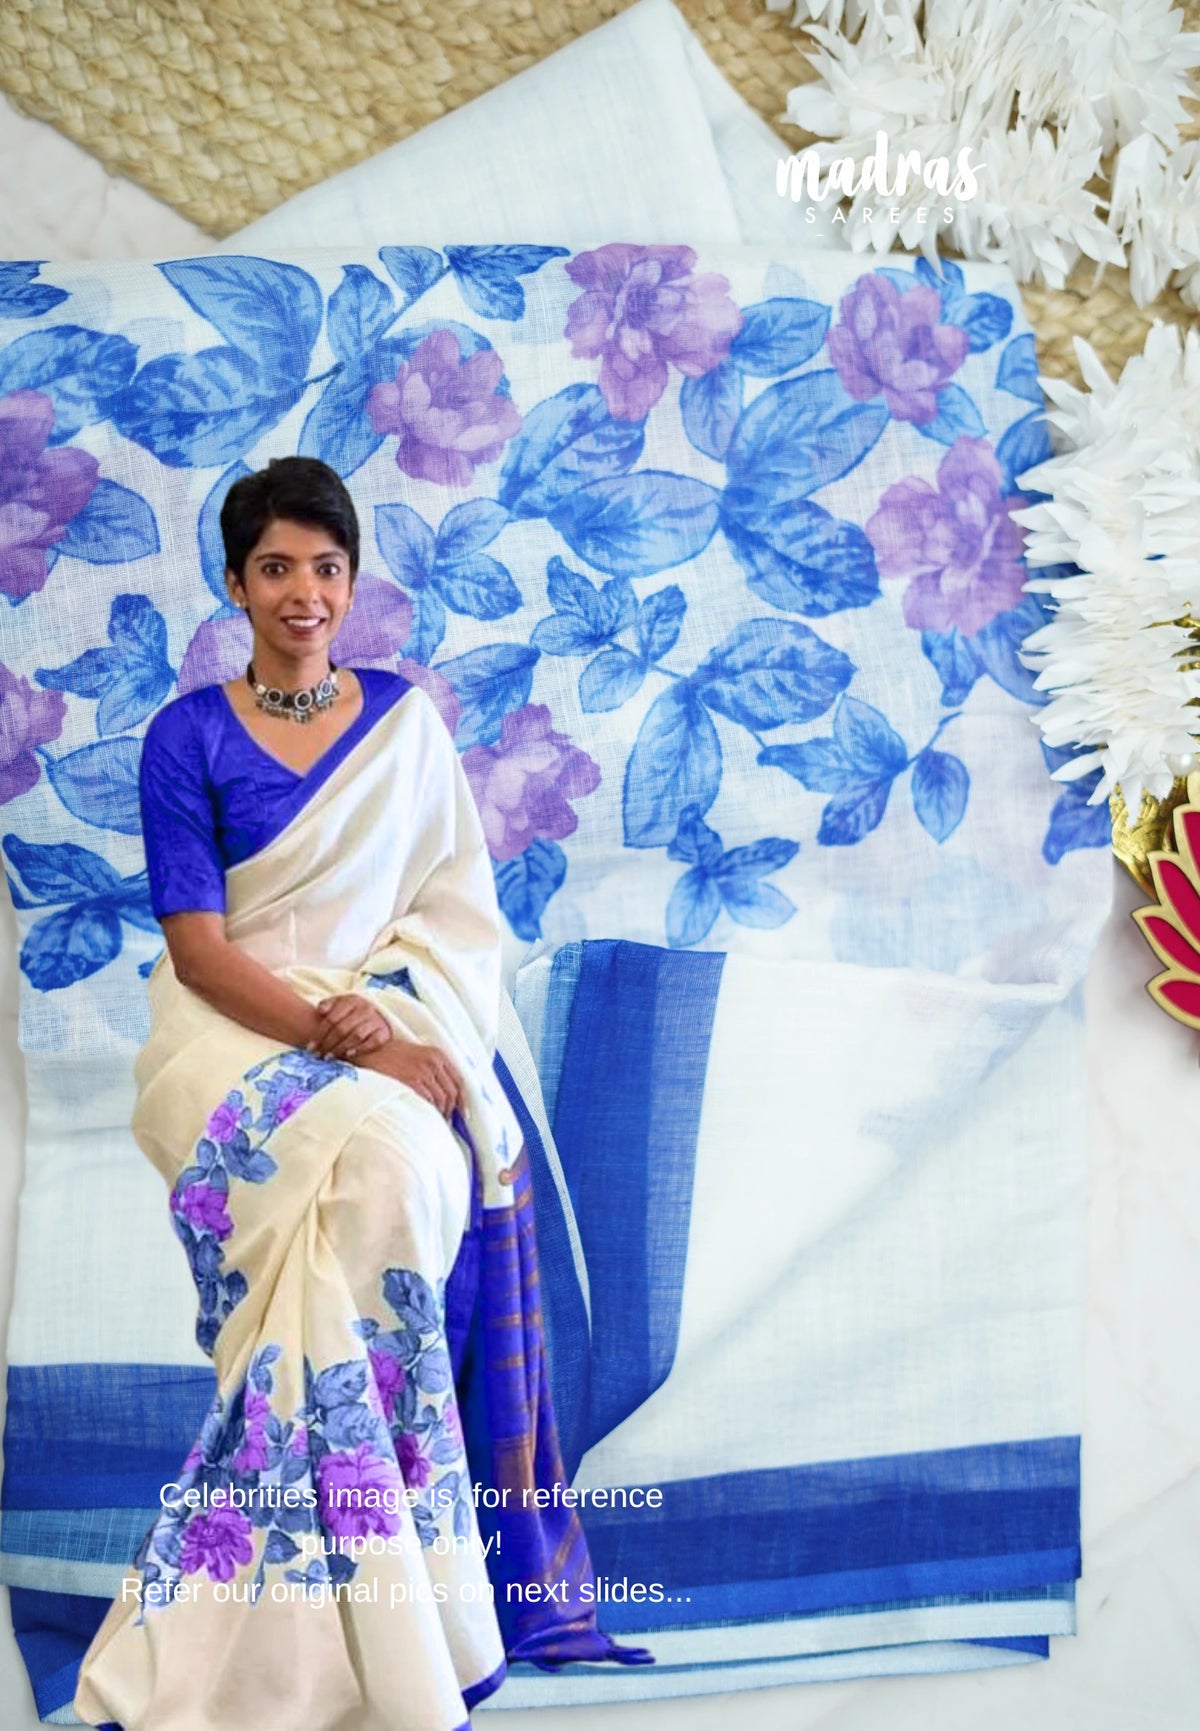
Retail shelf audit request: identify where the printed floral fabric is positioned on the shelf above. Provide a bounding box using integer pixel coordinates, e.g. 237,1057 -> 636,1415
0,242 -> 1110,1070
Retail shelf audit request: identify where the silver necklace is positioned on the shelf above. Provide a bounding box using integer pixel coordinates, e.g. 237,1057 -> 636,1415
246,662 -> 340,724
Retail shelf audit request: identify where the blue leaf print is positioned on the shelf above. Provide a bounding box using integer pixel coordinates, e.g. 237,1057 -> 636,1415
664,808 -> 798,947
107,883 -> 159,933
692,618 -> 855,730
727,297 -> 830,376
550,471 -> 721,579
0,262 -> 68,318
406,589 -> 445,664
434,499 -> 510,564
111,348 -> 307,469
36,593 -> 174,735
298,367 -> 384,479
297,270 -> 409,477
666,869 -> 722,947
718,876 -> 796,929
833,695 -> 909,779
0,325 -> 138,443
444,245 -> 570,320
43,737 -> 142,833
911,748 -> 969,841
972,596 -> 1049,704
493,839 -> 567,941
56,478 -> 160,565
19,903 -> 122,991
622,682 -> 721,847
327,264 -> 396,359
264,1531 -> 299,1565
679,361 -> 743,462
913,257 -> 1013,353
312,1359 -> 369,1410
375,501 -> 436,591
2,835 -> 122,902
434,553 -> 522,621
911,382 -> 987,446
382,1267 -> 442,1331
636,586 -> 686,662
996,333 -> 1043,403
817,779 -> 894,846
996,409 -> 1052,498
498,384 -> 644,520
579,646 -> 645,712
755,735 -> 852,791
922,627 -> 981,706
667,805 -> 723,869
378,247 -> 448,310
531,559 -> 636,655
721,491 -> 879,617
157,257 -> 322,377
1043,775 -> 1111,865
435,642 -> 539,749
761,697 -> 906,847
198,463 -> 252,603
725,369 -> 888,502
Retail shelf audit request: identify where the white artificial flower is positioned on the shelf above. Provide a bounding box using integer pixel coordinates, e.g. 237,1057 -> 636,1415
1015,325 -> 1200,812
948,116 -> 1126,288
1109,136 -> 1200,308
764,0 -> 1200,291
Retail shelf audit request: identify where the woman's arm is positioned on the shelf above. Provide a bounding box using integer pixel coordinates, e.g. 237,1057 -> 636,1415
161,911 -> 328,1050
160,917 -> 458,1111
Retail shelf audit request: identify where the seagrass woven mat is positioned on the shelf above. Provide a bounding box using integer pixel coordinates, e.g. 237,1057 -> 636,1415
0,0 -> 1196,384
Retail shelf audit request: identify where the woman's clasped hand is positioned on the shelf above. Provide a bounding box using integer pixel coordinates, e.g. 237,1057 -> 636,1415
308,993 -> 466,1117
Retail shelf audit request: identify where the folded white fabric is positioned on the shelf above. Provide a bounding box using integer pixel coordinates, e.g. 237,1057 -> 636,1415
224,0 -> 828,257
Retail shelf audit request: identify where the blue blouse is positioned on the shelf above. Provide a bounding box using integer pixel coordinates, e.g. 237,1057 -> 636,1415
139,668 -> 413,919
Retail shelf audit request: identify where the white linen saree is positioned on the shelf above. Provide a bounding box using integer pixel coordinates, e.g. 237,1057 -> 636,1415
73,682 -> 645,1731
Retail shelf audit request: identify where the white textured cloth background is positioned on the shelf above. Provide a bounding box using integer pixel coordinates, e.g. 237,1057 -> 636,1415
1,1 -> 1197,1726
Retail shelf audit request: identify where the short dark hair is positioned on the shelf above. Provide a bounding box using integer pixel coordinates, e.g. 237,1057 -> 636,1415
220,457 -> 360,580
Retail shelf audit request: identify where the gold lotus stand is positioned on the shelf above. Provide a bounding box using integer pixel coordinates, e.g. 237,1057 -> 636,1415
1111,782 -> 1190,892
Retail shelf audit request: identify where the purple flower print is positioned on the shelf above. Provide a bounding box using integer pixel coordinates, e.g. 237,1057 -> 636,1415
175,1180 -> 234,1241
290,1422 -> 308,1457
0,660 -> 65,804
369,1346 -> 407,1419
564,244 -> 742,422
272,1086 -> 307,1127
0,389 -> 99,601
462,703 -> 601,862
395,658 -> 462,738
827,276 -> 969,425
865,437 -> 1028,636
179,1507 -> 254,1582
318,1443 -> 403,1540
204,1097 -> 245,1144
396,1432 -> 432,1490
366,329 -> 522,488
232,1386 -> 271,1473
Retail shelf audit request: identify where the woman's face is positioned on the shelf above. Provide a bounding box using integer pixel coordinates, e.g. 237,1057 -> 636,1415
227,517 -> 354,668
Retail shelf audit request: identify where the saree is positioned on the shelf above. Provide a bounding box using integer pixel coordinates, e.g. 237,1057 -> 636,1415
72,678 -> 647,1731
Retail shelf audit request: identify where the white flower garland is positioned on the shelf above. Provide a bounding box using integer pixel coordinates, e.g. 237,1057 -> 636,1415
765,0 -> 1200,298
1014,322 -> 1200,814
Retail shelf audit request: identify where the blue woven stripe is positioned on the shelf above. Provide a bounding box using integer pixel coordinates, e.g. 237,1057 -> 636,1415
493,1048 -> 590,1449
596,1547 -> 1080,1631
550,940 -> 724,1470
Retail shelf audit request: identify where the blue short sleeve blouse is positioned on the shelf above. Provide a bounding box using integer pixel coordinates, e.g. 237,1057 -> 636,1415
138,668 -> 412,920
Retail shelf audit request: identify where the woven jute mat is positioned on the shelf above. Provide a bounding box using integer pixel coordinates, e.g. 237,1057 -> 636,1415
0,0 -> 1196,383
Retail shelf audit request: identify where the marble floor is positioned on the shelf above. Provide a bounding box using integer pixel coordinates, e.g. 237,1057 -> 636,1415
0,84 -> 1197,1731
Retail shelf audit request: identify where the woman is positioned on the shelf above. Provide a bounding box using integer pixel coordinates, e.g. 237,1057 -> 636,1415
74,457 -> 649,1731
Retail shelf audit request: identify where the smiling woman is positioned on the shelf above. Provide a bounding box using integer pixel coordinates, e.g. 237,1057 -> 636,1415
72,456 -> 650,1731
